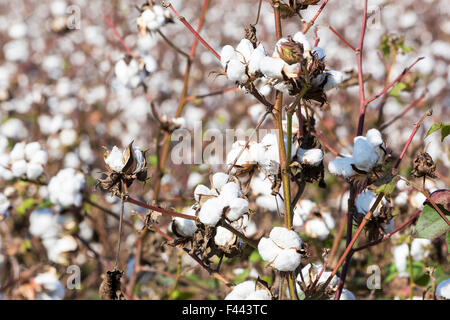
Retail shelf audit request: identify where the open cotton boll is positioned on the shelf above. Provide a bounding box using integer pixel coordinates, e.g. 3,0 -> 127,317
293,199 -> 315,228
226,141 -> 253,166
323,70 -> 345,91
12,159 -> 27,177
436,279 -> 450,299
214,226 -> 235,247
198,197 -> 224,226
259,56 -> 285,79
328,157 -> 356,177
410,238 -> 432,261
219,182 -> 242,205
235,39 -> 254,63
104,146 -> 125,172
225,281 -> 270,300
393,244 -> 409,277
305,218 -> 330,240
29,208 -> 60,239
194,184 -> 212,201
297,148 -> 323,166
248,44 -> 266,75
273,81 -> 293,94
173,207 -> 197,237
226,197 -> 249,221
212,172 -> 229,191
26,162 -> 44,180
355,190 -> 386,216
220,45 -> 237,68
226,59 -> 248,83
381,219 -> 395,234
366,129 -> 384,147
258,237 -> 282,263
299,263 -> 340,288
10,142 -> 25,161
248,142 -> 267,164
33,272 -> 65,300
352,136 -> 379,172
337,289 -> 355,300
293,32 -> 311,52
273,248 -> 301,271
312,46 -> 325,59
269,227 -> 302,249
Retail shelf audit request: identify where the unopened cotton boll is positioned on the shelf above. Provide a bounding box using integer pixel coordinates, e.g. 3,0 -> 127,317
198,197 -> 224,226
436,279 -> 450,299
212,172 -> 229,191
226,197 -> 249,221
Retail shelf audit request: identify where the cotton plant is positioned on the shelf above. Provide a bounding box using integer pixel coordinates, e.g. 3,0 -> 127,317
220,31 -> 347,102
3,141 -> 48,180
258,227 -> 303,272
114,56 -> 148,89
250,172 -> 285,213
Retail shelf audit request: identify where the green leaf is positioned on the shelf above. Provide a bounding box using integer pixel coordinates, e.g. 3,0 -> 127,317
425,123 -> 450,142
414,204 -> 450,239
446,232 -> 450,254
249,250 -> 262,263
389,82 -> 407,97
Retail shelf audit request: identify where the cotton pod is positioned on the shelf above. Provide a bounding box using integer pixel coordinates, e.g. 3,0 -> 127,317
352,136 -> 379,172
218,182 -> 242,205
272,248 -> 301,271
305,218 -> 331,240
224,281 -> 271,300
248,44 -> 266,75
26,162 -> 44,180
198,197 -> 224,226
211,172 -> 229,191
298,263 -> 340,289
226,197 -> 249,221
269,227 -> 302,249
436,279 -> 450,299
259,56 -> 286,79
257,237 -> 282,263
355,190 -> 386,217
214,226 -> 236,247
220,45 -> 237,68
366,128 -> 385,164
297,148 -> 323,166
312,46 -> 325,59
11,159 -> 27,177
323,70 -> 345,91
328,157 -> 356,178
226,59 -> 248,83
226,140 -> 253,166
235,38 -> 254,63
293,199 -> 315,228
194,184 -> 215,202
172,207 -> 197,238
292,32 -> 311,52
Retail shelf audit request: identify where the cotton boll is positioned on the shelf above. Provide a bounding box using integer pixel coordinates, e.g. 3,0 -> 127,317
10,142 -> 25,161
59,128 -> 77,146
392,244 -> 409,277
33,272 -> 65,300
328,157 -> 356,177
235,39 -> 254,63
212,172 -> 229,191
355,190 -> 386,217
226,197 -> 249,221
26,162 -> 44,180
12,159 -> 28,177
293,32 -> 311,52
305,219 -> 330,240
322,212 -> 335,230
245,290 -> 271,300
269,227 -> 302,249
273,248 -> 301,271
436,279 -> 450,299
256,194 -> 283,213
323,70 -> 345,91
214,226 -> 235,247
132,147 -> 146,173
411,192 -> 426,209
297,148 -> 323,166
381,219 -> 395,234
220,45 -> 237,68
25,142 -> 42,161
194,184 -> 214,202
226,59 -> 248,83
225,281 -> 270,300
248,44 -> 266,75
312,46 -> 325,59
104,146 -> 125,172
219,182 -> 242,205
273,81 -> 293,95
337,289 -> 355,300
293,200 -> 315,228
29,208 -> 59,239
394,191 -> 409,207
173,208 -> 197,237
259,56 -> 285,79
366,129 -> 384,147
410,238 -> 431,261
198,197 -> 224,226
352,136 -> 379,172
258,237 -> 282,263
